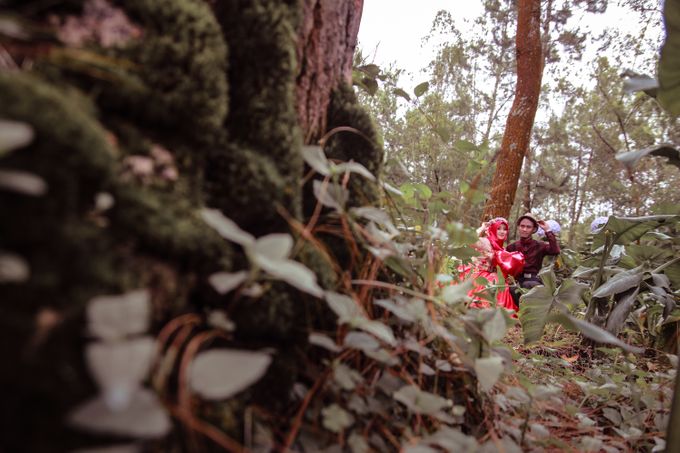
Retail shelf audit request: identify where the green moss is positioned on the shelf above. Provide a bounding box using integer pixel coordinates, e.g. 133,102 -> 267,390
110,183 -> 232,271
101,0 -> 228,141
0,72 -> 115,210
230,281 -> 303,343
212,0 -> 303,219
204,142 -> 293,234
325,84 -> 384,206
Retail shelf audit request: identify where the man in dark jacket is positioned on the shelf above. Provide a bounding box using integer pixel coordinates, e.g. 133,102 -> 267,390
507,213 -> 560,305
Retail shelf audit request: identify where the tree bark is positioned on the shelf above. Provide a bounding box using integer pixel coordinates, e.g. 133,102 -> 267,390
482,0 -> 543,220
296,0 -> 364,144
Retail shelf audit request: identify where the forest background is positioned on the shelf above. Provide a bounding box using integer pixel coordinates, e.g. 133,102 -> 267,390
355,0 -> 680,246
1,0 -> 680,452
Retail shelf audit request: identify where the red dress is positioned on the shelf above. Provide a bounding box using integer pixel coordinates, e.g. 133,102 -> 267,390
458,219 -> 524,313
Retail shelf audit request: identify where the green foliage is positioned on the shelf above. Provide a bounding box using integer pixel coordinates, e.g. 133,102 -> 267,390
591,215 -> 680,250
519,269 -> 589,343
502,327 -> 674,451
659,0 -> 680,114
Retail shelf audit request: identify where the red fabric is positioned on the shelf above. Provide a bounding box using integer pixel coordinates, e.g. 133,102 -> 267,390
459,265 -> 518,312
494,249 -> 525,277
456,218 -> 523,314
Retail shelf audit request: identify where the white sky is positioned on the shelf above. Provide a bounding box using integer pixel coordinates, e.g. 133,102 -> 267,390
358,1 -> 482,88
357,1 -> 664,89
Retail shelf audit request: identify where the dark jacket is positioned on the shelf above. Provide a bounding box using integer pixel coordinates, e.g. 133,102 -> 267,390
506,232 -> 560,275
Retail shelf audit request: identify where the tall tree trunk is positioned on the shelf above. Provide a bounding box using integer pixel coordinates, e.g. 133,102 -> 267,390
296,0 -> 364,144
482,0 -> 543,220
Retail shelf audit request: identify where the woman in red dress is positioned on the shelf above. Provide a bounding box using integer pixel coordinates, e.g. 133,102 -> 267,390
460,218 -> 524,313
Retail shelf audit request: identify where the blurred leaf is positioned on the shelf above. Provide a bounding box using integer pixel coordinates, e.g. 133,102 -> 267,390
86,337 -> 155,411
394,385 -> 451,414
87,289 -> 150,341
555,278 -> 589,310
252,234 -> 293,261
592,267 -> 644,298
0,119 -> 34,156
348,432 -> 370,453
605,286 -> 640,335
413,183 -> 432,200
464,188 -> 487,205
520,275 -> 588,343
549,313 -> 644,354
664,260 -> 680,289
207,311 -> 235,332
434,126 -> 451,143
322,404 -> 354,432
208,271 -> 248,295
573,266 -> 598,279
333,161 -> 376,181
313,180 -> 348,211
625,244 -> 673,265
260,259 -> 323,297
352,207 -> 399,236
364,347 -> 399,366
68,389 -> 171,439
622,74 -> 658,96
519,280 -> 556,344
0,251 -> 29,283
474,356 -> 504,392
357,64 -> 380,78
393,88 -> 411,101
421,426 -> 479,451
374,298 -> 416,322
344,331 -> 380,351
325,291 -> 363,323
190,349 -> 271,399
454,140 -> 479,152
658,0 -> 680,114
357,319 -> 396,346
0,170 -> 47,196
482,309 -> 507,344
615,144 -> 680,170
361,77 -> 379,95
200,209 -> 255,247
414,81 -> 429,97
441,280 -> 473,305
308,332 -> 340,353
592,215 -> 680,250
301,145 -> 330,175
333,363 -> 363,390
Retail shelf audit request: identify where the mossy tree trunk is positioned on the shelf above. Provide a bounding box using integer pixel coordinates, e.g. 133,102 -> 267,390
0,0 -> 378,451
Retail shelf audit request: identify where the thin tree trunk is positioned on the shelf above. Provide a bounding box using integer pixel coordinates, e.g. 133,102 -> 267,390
521,146 -> 533,213
482,0 -> 544,220
568,145 -> 584,246
570,146 -> 594,246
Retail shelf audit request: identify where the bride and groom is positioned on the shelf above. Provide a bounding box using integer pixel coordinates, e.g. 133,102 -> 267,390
460,213 -> 560,312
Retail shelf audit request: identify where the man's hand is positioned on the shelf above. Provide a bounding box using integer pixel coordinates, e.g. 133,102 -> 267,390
537,220 -> 551,232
